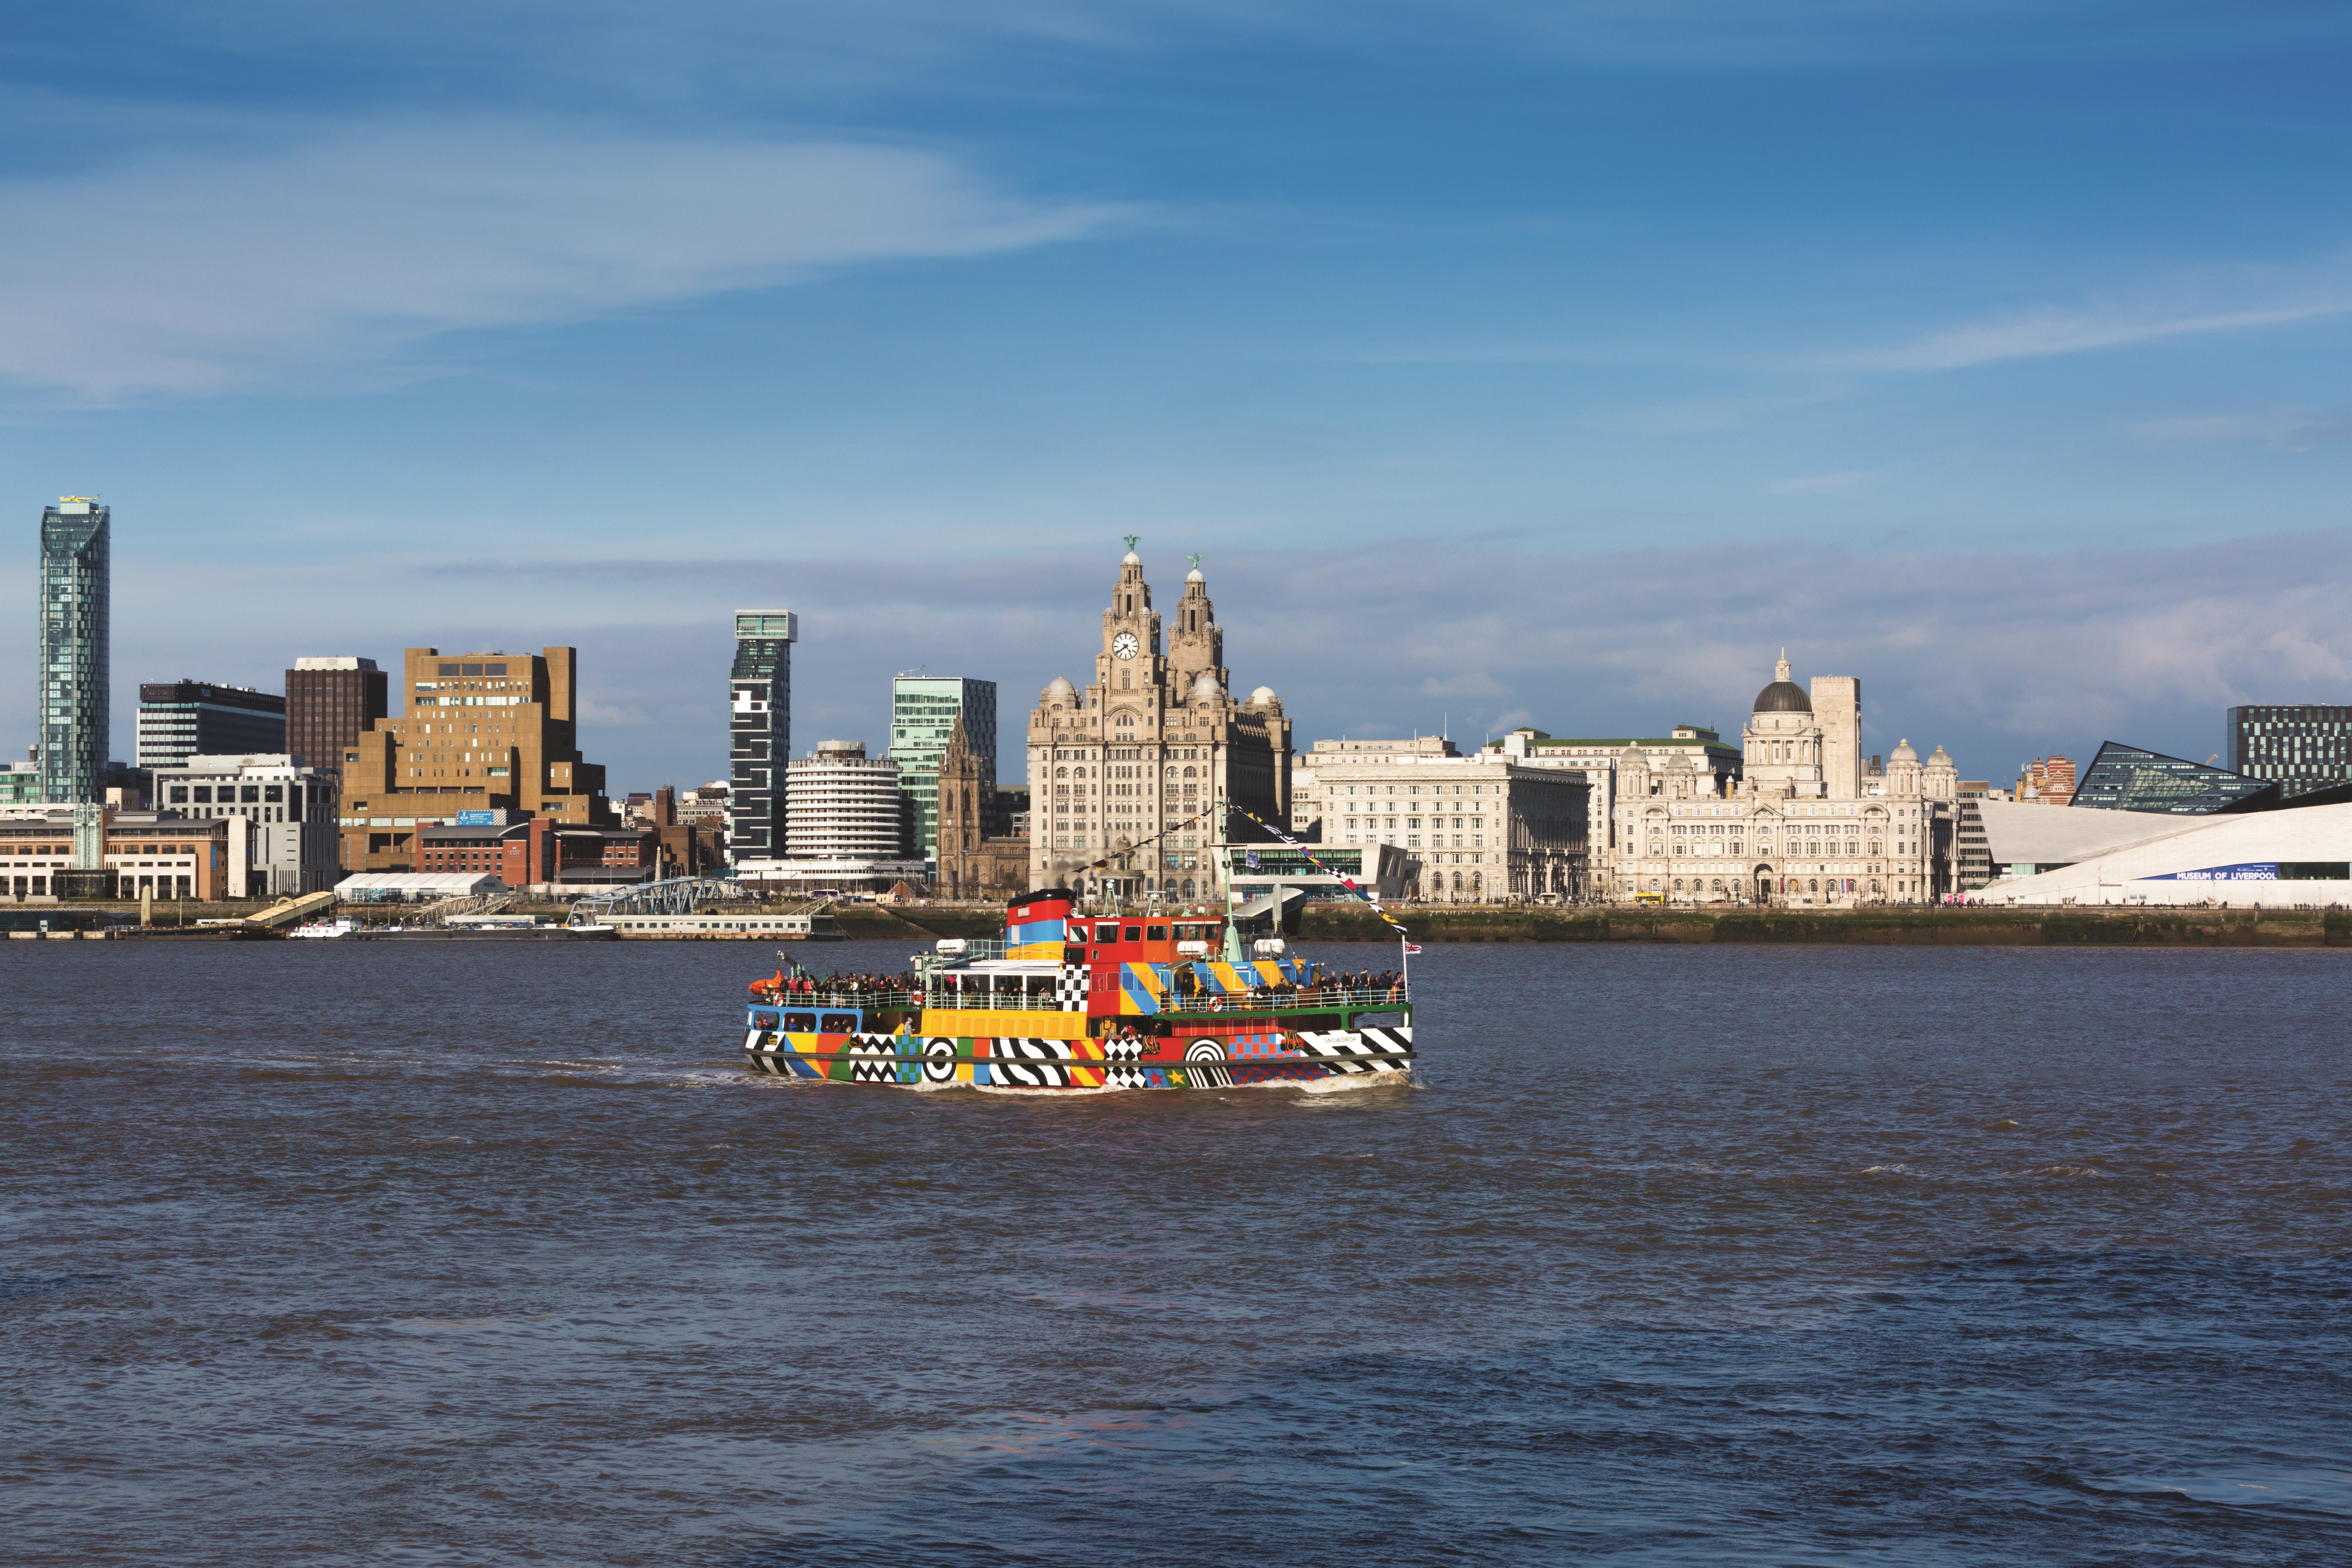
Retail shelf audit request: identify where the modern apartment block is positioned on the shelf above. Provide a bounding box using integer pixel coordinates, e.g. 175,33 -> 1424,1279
39,497 -> 109,804
891,675 -> 995,863
339,647 -> 613,872
2227,704 -> 2352,798
728,610 -> 795,866
135,681 -> 287,770
286,656 -> 388,783
151,753 -> 341,894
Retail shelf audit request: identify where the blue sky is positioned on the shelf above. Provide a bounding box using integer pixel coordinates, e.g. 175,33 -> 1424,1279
3,2 -> 2349,788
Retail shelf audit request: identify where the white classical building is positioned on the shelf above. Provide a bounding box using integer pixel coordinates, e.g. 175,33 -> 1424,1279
1026,546 -> 1292,904
1290,745 -> 1588,901
1596,656 -> 1960,907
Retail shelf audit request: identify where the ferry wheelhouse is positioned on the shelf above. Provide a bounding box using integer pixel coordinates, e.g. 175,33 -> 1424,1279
742,888 -> 1413,1090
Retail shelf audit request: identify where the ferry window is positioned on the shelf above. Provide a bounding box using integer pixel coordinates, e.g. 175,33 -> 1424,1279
783,1012 -> 817,1031
820,1013 -> 858,1033
1069,922 -> 1089,941
752,1010 -> 779,1030
1147,925 -> 1168,941
1124,925 -> 1143,942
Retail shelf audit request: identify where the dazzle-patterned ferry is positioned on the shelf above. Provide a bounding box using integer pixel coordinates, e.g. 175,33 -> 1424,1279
742,889 -> 1413,1090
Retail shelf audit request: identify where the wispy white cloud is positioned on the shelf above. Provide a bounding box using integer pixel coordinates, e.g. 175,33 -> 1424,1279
1766,470 -> 1871,495
2123,410 -> 2352,451
1856,299 -> 2351,372
0,121 -> 1119,399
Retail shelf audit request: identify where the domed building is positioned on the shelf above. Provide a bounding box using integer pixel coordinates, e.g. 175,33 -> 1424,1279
1583,652 -> 1961,908
1026,546 -> 1293,903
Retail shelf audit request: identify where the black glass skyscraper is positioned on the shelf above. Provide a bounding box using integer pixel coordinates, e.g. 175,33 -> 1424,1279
39,497 -> 109,804
2227,705 -> 2352,798
728,610 -> 795,864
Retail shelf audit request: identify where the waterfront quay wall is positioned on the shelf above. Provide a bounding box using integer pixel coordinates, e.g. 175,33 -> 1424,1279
1298,904 -> 2352,948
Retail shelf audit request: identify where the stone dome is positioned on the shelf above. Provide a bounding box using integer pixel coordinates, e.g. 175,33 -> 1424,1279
1186,566 -> 1205,583
1926,744 -> 1953,766
1753,653 -> 1810,714
1122,548 -> 1141,565
1041,675 -> 1076,703
1890,739 -> 1919,763
1189,671 -> 1225,701
1247,685 -> 1279,707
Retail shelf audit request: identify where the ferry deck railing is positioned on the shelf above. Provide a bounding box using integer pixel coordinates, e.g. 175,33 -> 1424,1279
905,984 -> 1413,1014
1161,985 -> 1410,1014
756,988 -> 924,1011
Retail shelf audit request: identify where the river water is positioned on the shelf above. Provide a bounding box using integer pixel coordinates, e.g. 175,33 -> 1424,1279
4,939 -> 2347,1565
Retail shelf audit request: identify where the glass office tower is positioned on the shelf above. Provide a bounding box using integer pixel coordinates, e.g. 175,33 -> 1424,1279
890,675 -> 995,863
728,610 -> 796,865
39,497 -> 110,804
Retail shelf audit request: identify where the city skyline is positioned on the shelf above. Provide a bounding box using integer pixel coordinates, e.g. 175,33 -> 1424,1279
8,530 -> 2346,799
6,5 -> 2351,797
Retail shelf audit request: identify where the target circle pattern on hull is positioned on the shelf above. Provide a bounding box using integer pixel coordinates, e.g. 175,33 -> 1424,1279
1184,1039 -> 1233,1089
923,1038 -> 958,1083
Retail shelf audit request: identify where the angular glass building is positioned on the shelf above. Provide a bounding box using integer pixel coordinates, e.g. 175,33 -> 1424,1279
728,610 -> 796,865
39,497 -> 110,804
890,675 -> 995,863
2071,742 -> 2279,815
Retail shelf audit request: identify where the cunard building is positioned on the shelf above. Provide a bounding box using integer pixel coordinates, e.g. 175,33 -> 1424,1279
1027,544 -> 1292,903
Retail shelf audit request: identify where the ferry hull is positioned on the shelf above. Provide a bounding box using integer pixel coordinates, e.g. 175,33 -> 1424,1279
741,1024 -> 1413,1090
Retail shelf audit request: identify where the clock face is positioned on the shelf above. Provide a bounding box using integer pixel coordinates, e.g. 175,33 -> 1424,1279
1113,632 -> 1140,661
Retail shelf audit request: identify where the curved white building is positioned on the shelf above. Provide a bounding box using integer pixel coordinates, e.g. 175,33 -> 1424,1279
733,741 -> 926,891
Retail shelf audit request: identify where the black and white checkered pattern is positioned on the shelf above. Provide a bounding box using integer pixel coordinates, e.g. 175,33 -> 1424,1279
1054,964 -> 1090,1011
1103,1064 -> 1150,1089
1102,1037 -> 1146,1061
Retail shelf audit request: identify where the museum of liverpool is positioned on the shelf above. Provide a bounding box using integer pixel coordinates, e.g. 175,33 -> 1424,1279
1966,743 -> 2352,907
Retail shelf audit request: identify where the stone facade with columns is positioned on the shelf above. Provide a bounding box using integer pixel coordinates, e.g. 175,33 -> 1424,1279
1596,656 -> 1959,907
1026,546 -> 1291,904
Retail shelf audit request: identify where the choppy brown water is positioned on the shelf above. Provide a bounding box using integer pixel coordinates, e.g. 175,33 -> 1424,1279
4,939 -> 2349,1565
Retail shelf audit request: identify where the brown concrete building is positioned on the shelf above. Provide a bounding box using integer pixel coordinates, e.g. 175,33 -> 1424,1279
936,715 -> 1032,900
340,647 -> 614,871
286,656 -> 389,788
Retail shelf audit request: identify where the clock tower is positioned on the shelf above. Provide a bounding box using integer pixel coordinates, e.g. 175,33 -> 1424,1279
1026,542 -> 1291,905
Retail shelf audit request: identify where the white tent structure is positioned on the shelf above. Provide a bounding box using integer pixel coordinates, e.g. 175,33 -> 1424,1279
334,872 -> 505,903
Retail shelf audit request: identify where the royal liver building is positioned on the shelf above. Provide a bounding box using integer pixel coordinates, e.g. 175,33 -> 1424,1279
1027,544 -> 1291,903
